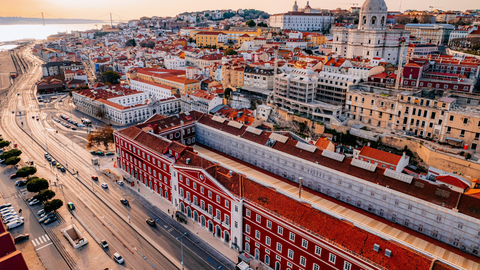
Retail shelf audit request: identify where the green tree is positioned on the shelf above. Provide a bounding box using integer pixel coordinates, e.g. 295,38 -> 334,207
224,49 -> 238,56
257,22 -> 268,27
26,178 -> 49,193
412,17 -> 419,23
101,71 -> 120,84
26,176 -> 40,184
224,87 -> 233,100
246,20 -> 256,27
15,166 -> 37,177
0,140 -> 10,148
0,149 -> 22,160
37,189 -> 56,202
125,39 -> 136,47
5,156 -> 20,166
44,199 -> 63,213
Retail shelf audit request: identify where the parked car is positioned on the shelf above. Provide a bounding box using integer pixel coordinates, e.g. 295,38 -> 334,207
146,218 -> 156,226
6,218 -> 24,230
10,174 -> 18,179
51,160 -> 57,165
91,176 -> 98,181
15,180 -> 26,187
0,203 -> 12,210
44,153 -> 50,158
106,152 -> 114,156
101,183 -> 108,189
113,253 -> 124,264
0,207 -> 14,214
90,151 -> 96,155
60,167 -> 65,172
3,215 -> 21,224
96,151 -> 104,156
14,234 -> 29,243
72,127 -> 77,130
44,217 -> 57,225
120,199 -> 128,205
39,213 -> 55,223
26,196 -> 37,203
29,199 -> 40,206
46,156 -> 52,162
101,240 -> 108,249
117,181 -> 124,186
37,209 -> 45,216
2,211 -> 17,218
67,202 -> 75,210
56,164 -> 61,169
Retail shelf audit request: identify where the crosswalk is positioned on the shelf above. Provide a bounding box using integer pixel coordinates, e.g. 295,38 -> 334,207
31,234 -> 50,247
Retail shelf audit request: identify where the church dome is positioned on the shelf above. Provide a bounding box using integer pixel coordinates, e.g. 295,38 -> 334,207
361,0 -> 387,13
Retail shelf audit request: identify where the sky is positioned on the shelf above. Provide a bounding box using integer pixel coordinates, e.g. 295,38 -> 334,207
1,0 -> 478,21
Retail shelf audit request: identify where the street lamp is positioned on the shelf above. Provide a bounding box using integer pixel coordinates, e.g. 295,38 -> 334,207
176,232 -> 187,270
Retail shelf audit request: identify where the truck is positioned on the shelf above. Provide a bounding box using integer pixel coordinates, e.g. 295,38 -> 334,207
10,72 -> 18,79
61,223 -> 88,249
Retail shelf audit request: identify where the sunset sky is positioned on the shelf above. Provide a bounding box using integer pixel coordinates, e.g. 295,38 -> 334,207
1,0 -> 478,20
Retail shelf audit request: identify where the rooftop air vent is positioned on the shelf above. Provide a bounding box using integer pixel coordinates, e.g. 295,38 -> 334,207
385,249 -> 392,258
373,244 -> 380,252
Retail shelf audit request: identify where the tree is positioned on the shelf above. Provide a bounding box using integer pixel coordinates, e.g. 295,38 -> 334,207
5,156 -> 20,166
224,88 -> 233,100
418,15 -> 433,24
257,22 -> 268,27
101,71 -> 120,84
37,189 -> 56,202
44,199 -> 63,213
0,140 -> 10,149
139,41 -> 147,47
146,41 -> 155,49
396,15 -> 411,25
224,49 -> 238,56
246,20 -> 256,27
87,125 -> 114,150
0,149 -> 22,160
125,39 -> 136,47
15,166 -> 37,177
354,18 -> 359,25
26,178 -> 49,193
223,25 -> 231,30
26,176 -> 40,184
412,17 -> 419,24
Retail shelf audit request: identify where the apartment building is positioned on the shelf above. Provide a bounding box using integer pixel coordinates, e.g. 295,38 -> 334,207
195,32 -> 228,48
181,90 -> 223,114
129,78 -> 175,100
221,64 -> 244,89
405,24 -> 455,45
127,68 -> 201,96
242,66 -> 276,92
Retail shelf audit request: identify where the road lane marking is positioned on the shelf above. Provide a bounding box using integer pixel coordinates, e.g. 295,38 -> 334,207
38,237 -> 43,244
31,240 -> 37,247
35,242 -> 52,251
45,234 -> 50,241
41,235 -> 47,242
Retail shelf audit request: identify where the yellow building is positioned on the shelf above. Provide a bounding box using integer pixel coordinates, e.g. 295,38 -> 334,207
195,32 -> 227,48
221,65 -> 245,89
191,28 -> 263,45
238,34 -> 255,47
305,33 -> 326,47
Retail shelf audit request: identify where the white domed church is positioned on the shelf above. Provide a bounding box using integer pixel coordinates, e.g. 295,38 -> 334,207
331,0 -> 410,64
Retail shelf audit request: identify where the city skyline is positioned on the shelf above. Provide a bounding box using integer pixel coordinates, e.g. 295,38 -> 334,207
1,0 -> 478,21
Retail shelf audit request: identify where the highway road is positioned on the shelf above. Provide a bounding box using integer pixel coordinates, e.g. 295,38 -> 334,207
0,46 -> 235,270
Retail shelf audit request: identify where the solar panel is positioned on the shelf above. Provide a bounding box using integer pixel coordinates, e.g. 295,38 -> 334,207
228,121 -> 243,129
321,150 -> 345,162
246,126 -> 262,135
296,142 -> 317,153
269,133 -> 289,143
351,158 -> 377,172
384,169 -> 413,184
212,116 -> 226,123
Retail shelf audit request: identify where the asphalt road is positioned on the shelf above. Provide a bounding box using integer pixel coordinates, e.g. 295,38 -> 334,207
0,46 -> 235,270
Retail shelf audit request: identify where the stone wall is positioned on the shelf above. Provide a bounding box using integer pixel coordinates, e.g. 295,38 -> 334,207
382,136 -> 480,179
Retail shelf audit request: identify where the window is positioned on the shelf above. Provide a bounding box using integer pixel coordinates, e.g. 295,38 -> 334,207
246,224 -> 251,233
267,220 -> 272,229
329,253 -> 336,264
200,186 -> 204,194
301,239 -> 308,249
450,115 -> 454,121
289,232 -> 295,242
235,205 -> 238,212
255,230 -> 260,240
300,256 -> 306,267
216,195 -> 221,203
225,200 -> 229,208
287,249 -> 294,259
266,236 -> 271,246
463,118 -> 468,124
246,209 -> 251,217
315,246 -> 322,256
278,226 -> 283,235
235,221 -> 238,228
193,182 -> 196,190
208,191 -> 212,198
344,261 -> 352,270
276,242 -> 282,252
245,243 -> 250,252
313,264 -> 320,270
256,215 -> 261,223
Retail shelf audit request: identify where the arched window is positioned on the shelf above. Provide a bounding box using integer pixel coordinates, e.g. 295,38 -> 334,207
381,16 -> 385,26
371,16 -> 377,26
363,16 -> 367,25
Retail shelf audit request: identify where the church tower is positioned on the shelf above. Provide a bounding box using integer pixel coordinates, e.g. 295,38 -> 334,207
358,0 -> 388,31
293,1 -> 298,12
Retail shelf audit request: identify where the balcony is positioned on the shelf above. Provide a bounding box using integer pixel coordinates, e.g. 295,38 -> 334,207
190,203 -> 213,219
213,216 -> 222,223
222,222 -> 231,230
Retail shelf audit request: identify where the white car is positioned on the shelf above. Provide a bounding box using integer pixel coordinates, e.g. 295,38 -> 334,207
37,209 -> 45,216
1,210 -> 15,217
3,215 -> 20,224
7,218 -> 25,230
113,253 -> 124,264
101,183 -> 108,189
3,213 -> 18,222
29,199 -> 40,206
1,207 -> 15,214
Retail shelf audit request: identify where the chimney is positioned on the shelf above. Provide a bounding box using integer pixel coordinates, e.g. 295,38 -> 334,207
186,158 -> 191,164
153,124 -> 159,134
299,177 -> 303,198
402,152 -> 406,159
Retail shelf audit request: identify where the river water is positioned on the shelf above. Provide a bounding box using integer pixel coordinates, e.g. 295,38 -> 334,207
0,23 -> 102,50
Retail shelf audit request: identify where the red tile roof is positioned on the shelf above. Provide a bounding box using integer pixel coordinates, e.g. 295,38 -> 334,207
359,146 -> 402,165
436,175 -> 469,189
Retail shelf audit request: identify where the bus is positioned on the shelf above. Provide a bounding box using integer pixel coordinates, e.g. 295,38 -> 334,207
81,118 -> 92,126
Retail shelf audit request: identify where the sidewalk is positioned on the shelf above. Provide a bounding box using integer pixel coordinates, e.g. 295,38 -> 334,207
101,159 -> 239,264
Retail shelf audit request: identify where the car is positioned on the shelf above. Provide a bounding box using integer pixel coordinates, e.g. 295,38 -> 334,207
15,180 -> 26,187
106,152 -> 114,156
120,199 -> 128,205
90,151 -> 96,155
60,167 -> 65,172
101,183 -> 108,189
12,110 -> 14,114
0,203 -> 12,210
26,196 -> 37,203
96,151 -> 105,156
37,209 -> 45,216
91,176 -> 98,181
39,213 -> 55,223
113,253 -> 124,264
117,181 -> 124,186
36,116 -> 39,121
46,156 -> 52,162
0,206 -> 14,213
44,217 -> 57,224
3,215 -> 21,224
3,213 -> 19,222
29,199 -> 40,206
17,93 -> 19,96
71,127 -> 77,130
32,116 -> 35,119
6,218 -> 24,230
10,174 -> 18,179
0,159 -> 5,164
78,124 -> 85,127
51,160 -> 56,166
44,153 -> 50,158
146,218 -> 156,226
101,240 -> 108,249
14,234 -> 29,243
66,124 -> 70,128
56,164 -> 61,169
67,202 -> 75,210
0,209 -> 14,216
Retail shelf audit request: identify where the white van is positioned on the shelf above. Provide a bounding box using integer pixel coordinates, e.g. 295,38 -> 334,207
7,218 -> 24,230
